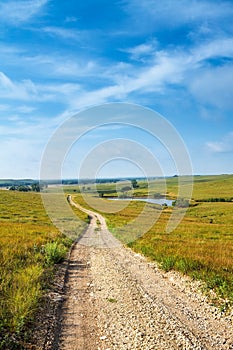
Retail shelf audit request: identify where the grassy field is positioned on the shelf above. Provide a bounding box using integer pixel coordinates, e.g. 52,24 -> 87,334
1,174 -> 232,348
0,190 -> 87,349
70,175 -> 233,309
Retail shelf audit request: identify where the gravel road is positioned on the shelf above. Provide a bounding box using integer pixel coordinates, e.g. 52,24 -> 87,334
58,197 -> 233,350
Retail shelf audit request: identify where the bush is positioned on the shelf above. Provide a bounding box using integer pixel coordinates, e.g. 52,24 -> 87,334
172,198 -> 189,208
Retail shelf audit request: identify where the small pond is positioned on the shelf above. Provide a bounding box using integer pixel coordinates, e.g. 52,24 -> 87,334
108,197 -> 173,206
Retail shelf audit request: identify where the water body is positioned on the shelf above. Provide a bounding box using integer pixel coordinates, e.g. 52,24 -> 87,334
108,197 -> 173,206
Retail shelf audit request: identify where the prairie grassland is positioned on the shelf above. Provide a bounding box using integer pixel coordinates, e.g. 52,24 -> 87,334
71,175 -> 233,307
129,205 -> 233,306
0,190 -> 87,348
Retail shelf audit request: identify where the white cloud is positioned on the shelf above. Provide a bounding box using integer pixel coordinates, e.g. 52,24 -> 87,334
0,29 -> 232,113
0,72 -> 15,90
17,105 -> 36,114
206,132 -> 233,153
65,16 -> 78,23
189,64 -> 233,109
42,26 -> 81,41
0,104 -> 11,111
123,40 -> 158,61
0,72 -> 40,100
0,137 -> 43,178
51,60 -> 98,78
0,0 -> 49,25
0,71 -> 82,103
0,48 -> 100,80
69,51 -> 191,109
122,0 -> 233,30
192,38 -> 233,63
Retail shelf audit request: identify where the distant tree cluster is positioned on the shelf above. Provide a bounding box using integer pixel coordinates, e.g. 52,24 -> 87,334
199,197 -> 233,203
153,192 -> 163,199
172,198 -> 190,208
9,182 -> 44,192
131,179 -> 139,189
97,189 -> 117,197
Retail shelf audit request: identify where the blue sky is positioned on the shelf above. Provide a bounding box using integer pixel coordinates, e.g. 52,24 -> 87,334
0,0 -> 233,179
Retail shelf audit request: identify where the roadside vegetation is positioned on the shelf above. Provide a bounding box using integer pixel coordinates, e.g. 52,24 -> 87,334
69,175 -> 233,310
0,190 -> 87,349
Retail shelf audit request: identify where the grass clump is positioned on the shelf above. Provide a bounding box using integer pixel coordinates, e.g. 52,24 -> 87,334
160,256 -> 176,272
44,241 -> 67,265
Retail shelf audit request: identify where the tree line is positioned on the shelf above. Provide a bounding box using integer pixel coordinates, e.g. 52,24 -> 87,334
9,183 -> 45,192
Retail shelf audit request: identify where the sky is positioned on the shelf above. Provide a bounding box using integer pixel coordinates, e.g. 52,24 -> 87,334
0,0 -> 233,179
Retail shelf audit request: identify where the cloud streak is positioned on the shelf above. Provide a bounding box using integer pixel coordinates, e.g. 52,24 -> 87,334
42,26 -> 81,41
122,0 -> 233,32
1,32 -> 233,112
0,0 -> 49,25
206,132 -> 233,153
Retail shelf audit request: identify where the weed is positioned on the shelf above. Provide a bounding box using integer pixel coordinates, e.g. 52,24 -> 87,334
107,298 -> 117,303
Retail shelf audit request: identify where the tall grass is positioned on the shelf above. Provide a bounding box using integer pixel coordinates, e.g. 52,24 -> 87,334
0,190 -> 87,348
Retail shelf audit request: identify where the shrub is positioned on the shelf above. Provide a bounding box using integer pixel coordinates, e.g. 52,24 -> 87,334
172,198 -> 189,207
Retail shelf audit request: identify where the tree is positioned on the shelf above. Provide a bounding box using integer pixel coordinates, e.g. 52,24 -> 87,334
131,179 -> 139,189
31,183 -> 41,192
172,198 -> 189,208
18,185 -> 31,192
121,186 -> 132,197
154,192 -> 162,198
97,190 -> 104,197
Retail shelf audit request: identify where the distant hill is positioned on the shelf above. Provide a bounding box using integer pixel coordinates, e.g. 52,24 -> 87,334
0,179 -> 34,187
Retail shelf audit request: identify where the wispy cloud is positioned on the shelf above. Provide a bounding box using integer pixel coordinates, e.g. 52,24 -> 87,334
42,26 -> 81,41
122,0 -> 233,32
189,64 -> 233,109
122,40 -> 158,61
0,104 -> 10,112
0,0 -> 49,25
0,137 -> 41,178
1,31 -> 232,114
0,43 -> 100,80
0,71 -> 82,103
191,38 -> 233,63
0,71 -> 40,101
206,132 -> 233,153
65,16 -> 78,24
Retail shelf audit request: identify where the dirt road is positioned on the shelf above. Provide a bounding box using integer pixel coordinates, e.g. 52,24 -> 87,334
58,197 -> 233,350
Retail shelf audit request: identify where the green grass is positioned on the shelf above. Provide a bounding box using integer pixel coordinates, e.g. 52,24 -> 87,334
0,190 -> 87,349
